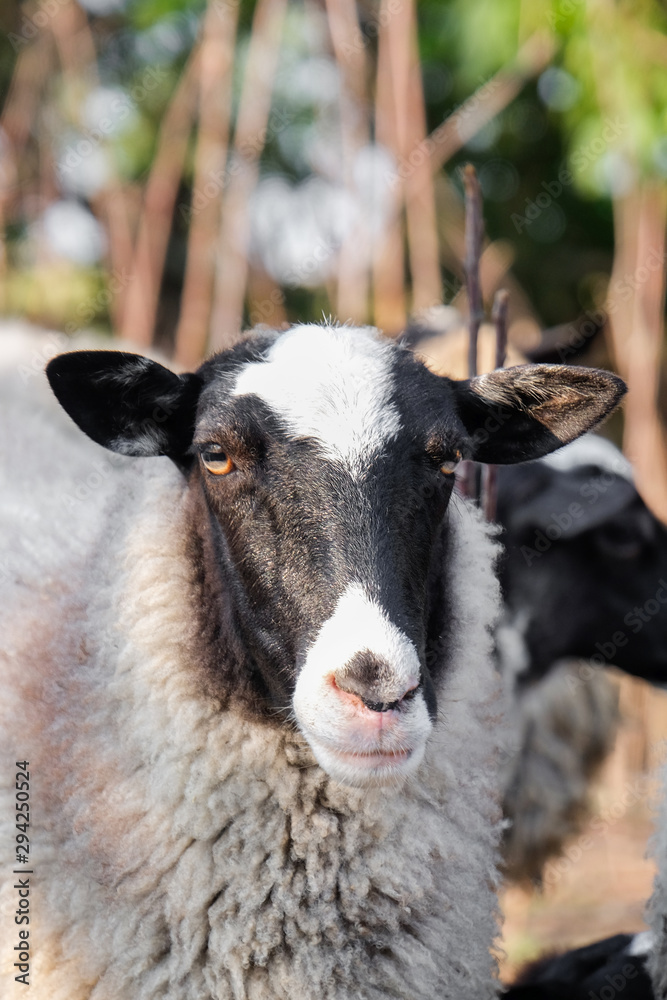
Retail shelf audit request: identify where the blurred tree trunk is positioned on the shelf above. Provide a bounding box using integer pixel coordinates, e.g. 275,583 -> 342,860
372,0 -> 407,335
120,52 -> 200,347
326,0 -> 371,325
209,0 -> 287,353
607,183 -> 667,521
174,0 -> 238,368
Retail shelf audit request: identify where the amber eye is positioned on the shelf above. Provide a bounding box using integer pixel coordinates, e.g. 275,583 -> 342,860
201,448 -> 235,476
440,451 -> 462,475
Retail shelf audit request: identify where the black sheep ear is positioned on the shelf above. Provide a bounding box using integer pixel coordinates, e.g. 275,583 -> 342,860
496,463 -> 638,538
451,364 -> 626,464
46,351 -> 203,466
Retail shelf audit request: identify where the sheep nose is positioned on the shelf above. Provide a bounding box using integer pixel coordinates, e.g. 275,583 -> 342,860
333,651 -> 419,712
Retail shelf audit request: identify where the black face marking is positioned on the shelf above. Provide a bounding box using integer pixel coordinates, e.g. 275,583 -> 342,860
46,328 -> 627,730
175,343 -> 468,720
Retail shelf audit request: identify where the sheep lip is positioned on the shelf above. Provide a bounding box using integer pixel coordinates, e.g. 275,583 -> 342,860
306,733 -> 420,773
304,734 -> 427,788
331,747 -> 413,765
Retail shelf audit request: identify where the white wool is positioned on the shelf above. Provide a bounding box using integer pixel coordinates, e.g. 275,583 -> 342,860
627,931 -> 654,958
498,660 -> 619,882
0,341 -> 506,999
231,323 -> 402,476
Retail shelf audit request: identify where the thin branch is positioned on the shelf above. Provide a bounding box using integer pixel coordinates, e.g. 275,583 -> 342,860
174,0 -> 239,368
209,0 -> 288,353
459,164 -> 485,501
463,164 -> 484,378
120,49 -> 201,346
481,289 -> 509,522
492,287 -> 509,369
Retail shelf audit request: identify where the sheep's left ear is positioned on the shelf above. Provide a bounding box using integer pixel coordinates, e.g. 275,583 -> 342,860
46,351 -> 202,466
451,364 -> 626,464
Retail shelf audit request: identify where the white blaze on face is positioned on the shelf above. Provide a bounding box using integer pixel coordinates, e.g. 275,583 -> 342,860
231,324 -> 402,476
293,583 -> 432,787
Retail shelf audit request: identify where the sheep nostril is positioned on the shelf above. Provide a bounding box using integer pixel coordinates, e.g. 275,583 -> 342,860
360,697 -> 401,713
360,681 -> 421,713
334,680 -> 421,714
333,652 -> 421,712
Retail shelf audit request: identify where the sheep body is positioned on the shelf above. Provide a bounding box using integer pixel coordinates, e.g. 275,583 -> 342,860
0,357 -> 504,999
495,433 -> 667,881
498,659 -> 619,881
649,763 -> 667,997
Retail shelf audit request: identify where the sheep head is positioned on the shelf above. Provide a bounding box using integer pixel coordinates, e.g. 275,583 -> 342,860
47,323 -> 625,787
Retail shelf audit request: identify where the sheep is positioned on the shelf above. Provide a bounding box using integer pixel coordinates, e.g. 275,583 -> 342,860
0,322 -> 625,1000
648,763 -> 667,998
496,434 -> 667,687
494,433 -> 667,881
502,932 -> 655,998
500,704 -> 666,1000
403,316 -> 666,880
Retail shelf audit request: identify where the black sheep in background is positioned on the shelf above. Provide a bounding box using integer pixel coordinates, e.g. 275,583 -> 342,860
497,433 -> 667,688
502,932 -> 654,999
496,435 -> 667,999
493,433 -> 667,884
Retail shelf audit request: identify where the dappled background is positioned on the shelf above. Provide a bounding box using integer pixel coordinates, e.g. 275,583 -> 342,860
1,0 -> 667,977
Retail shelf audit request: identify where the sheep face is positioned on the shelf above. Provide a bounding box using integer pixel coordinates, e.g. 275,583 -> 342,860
46,323 -> 625,788
497,434 -> 667,686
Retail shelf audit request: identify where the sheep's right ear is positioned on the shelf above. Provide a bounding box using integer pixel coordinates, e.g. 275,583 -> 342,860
46,351 -> 203,465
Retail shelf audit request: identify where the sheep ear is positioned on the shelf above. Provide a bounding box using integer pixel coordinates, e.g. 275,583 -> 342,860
451,364 -> 626,464
46,351 -> 202,464
496,463 -> 637,537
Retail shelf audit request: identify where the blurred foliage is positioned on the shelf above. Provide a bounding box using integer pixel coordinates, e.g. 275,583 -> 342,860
0,0 -> 665,335
417,0 -> 667,326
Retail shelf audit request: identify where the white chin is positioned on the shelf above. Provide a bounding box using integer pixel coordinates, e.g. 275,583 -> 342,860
307,737 -> 426,788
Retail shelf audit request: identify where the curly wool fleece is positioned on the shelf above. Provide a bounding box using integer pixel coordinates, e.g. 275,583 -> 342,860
0,357 -> 504,1000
